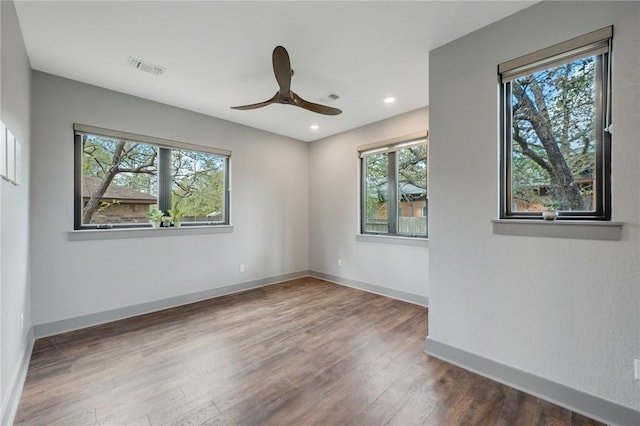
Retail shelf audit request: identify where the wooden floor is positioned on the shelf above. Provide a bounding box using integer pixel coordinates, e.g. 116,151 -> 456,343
15,277 -> 605,426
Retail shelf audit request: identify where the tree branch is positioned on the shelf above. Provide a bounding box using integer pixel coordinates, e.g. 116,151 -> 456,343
115,151 -> 157,174
512,125 -> 553,174
512,79 -> 584,209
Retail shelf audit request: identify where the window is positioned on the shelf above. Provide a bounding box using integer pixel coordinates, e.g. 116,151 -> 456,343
499,26 -> 612,220
359,132 -> 428,237
74,124 -> 230,229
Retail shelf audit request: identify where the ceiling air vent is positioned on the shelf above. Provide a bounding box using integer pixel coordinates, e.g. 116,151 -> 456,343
127,57 -> 165,76
318,91 -> 340,103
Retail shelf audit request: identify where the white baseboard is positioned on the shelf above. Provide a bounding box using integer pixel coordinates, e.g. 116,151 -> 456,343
1,327 -> 34,426
425,337 -> 640,426
33,270 -> 428,339
309,270 -> 428,307
33,270 -> 311,339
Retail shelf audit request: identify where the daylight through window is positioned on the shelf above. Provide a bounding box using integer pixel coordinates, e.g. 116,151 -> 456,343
74,124 -> 230,229
359,132 -> 428,238
499,27 -> 612,220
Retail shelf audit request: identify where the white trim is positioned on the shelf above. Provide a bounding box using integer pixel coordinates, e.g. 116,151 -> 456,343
309,270 -> 428,307
1,328 -> 35,426
33,271 -> 428,339
425,337 -> 640,426
492,220 -> 622,240
356,233 -> 428,247
33,270 -> 310,338
68,225 -> 233,241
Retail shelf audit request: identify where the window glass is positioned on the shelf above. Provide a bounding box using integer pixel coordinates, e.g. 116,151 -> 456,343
499,28 -> 611,220
397,145 -> 427,235
75,128 -> 230,229
171,149 -> 227,223
510,57 -> 597,213
360,134 -> 428,237
363,153 -> 389,234
81,135 -> 157,225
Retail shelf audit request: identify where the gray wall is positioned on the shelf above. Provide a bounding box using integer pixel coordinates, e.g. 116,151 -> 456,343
30,72 -> 310,327
0,0 -> 32,422
428,0 -> 639,412
10,0 -> 640,422
309,108 -> 429,304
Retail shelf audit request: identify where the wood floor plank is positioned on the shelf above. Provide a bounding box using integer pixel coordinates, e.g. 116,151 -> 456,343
572,412 -> 609,426
384,367 -> 440,426
496,387 -> 539,425
15,277 -> 607,426
537,399 -> 572,425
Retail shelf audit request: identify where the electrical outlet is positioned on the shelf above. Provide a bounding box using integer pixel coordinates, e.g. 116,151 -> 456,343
239,264 -> 245,273
634,359 -> 640,381
338,258 -> 342,267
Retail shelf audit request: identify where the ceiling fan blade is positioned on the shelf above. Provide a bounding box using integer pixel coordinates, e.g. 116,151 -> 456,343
272,46 -> 292,95
231,92 -> 279,110
232,46 -> 344,116
292,92 -> 342,115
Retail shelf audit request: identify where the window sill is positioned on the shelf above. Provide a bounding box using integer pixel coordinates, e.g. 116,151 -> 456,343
356,234 -> 429,247
68,225 -> 234,241
492,220 -> 622,241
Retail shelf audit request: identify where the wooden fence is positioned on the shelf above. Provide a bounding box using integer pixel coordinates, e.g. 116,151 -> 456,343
364,217 -> 427,236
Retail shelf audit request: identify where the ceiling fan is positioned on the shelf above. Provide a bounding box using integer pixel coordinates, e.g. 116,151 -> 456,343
231,46 -> 342,116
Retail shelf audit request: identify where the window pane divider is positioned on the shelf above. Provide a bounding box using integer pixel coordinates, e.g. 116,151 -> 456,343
388,152 -> 398,234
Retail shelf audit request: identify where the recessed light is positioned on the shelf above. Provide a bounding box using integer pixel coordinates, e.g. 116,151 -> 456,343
310,125 -> 320,130
383,97 -> 396,104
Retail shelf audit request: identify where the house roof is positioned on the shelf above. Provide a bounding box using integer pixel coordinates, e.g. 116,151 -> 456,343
82,176 -> 157,204
398,183 -> 426,196
377,182 -> 426,196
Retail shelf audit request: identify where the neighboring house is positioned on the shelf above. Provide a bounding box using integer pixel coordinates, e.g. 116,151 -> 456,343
372,182 -> 428,219
82,176 -> 156,223
367,182 -> 428,235
513,176 -> 595,212
398,182 -> 428,217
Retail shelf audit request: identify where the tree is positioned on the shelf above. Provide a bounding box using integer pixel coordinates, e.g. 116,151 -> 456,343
82,136 -> 226,224
398,145 -> 427,203
82,136 -> 157,223
510,57 -> 596,210
363,145 -> 427,221
170,149 -> 225,219
363,154 -> 389,220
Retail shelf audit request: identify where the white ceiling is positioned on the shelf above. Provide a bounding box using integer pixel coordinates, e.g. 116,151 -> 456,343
14,1 -> 535,142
